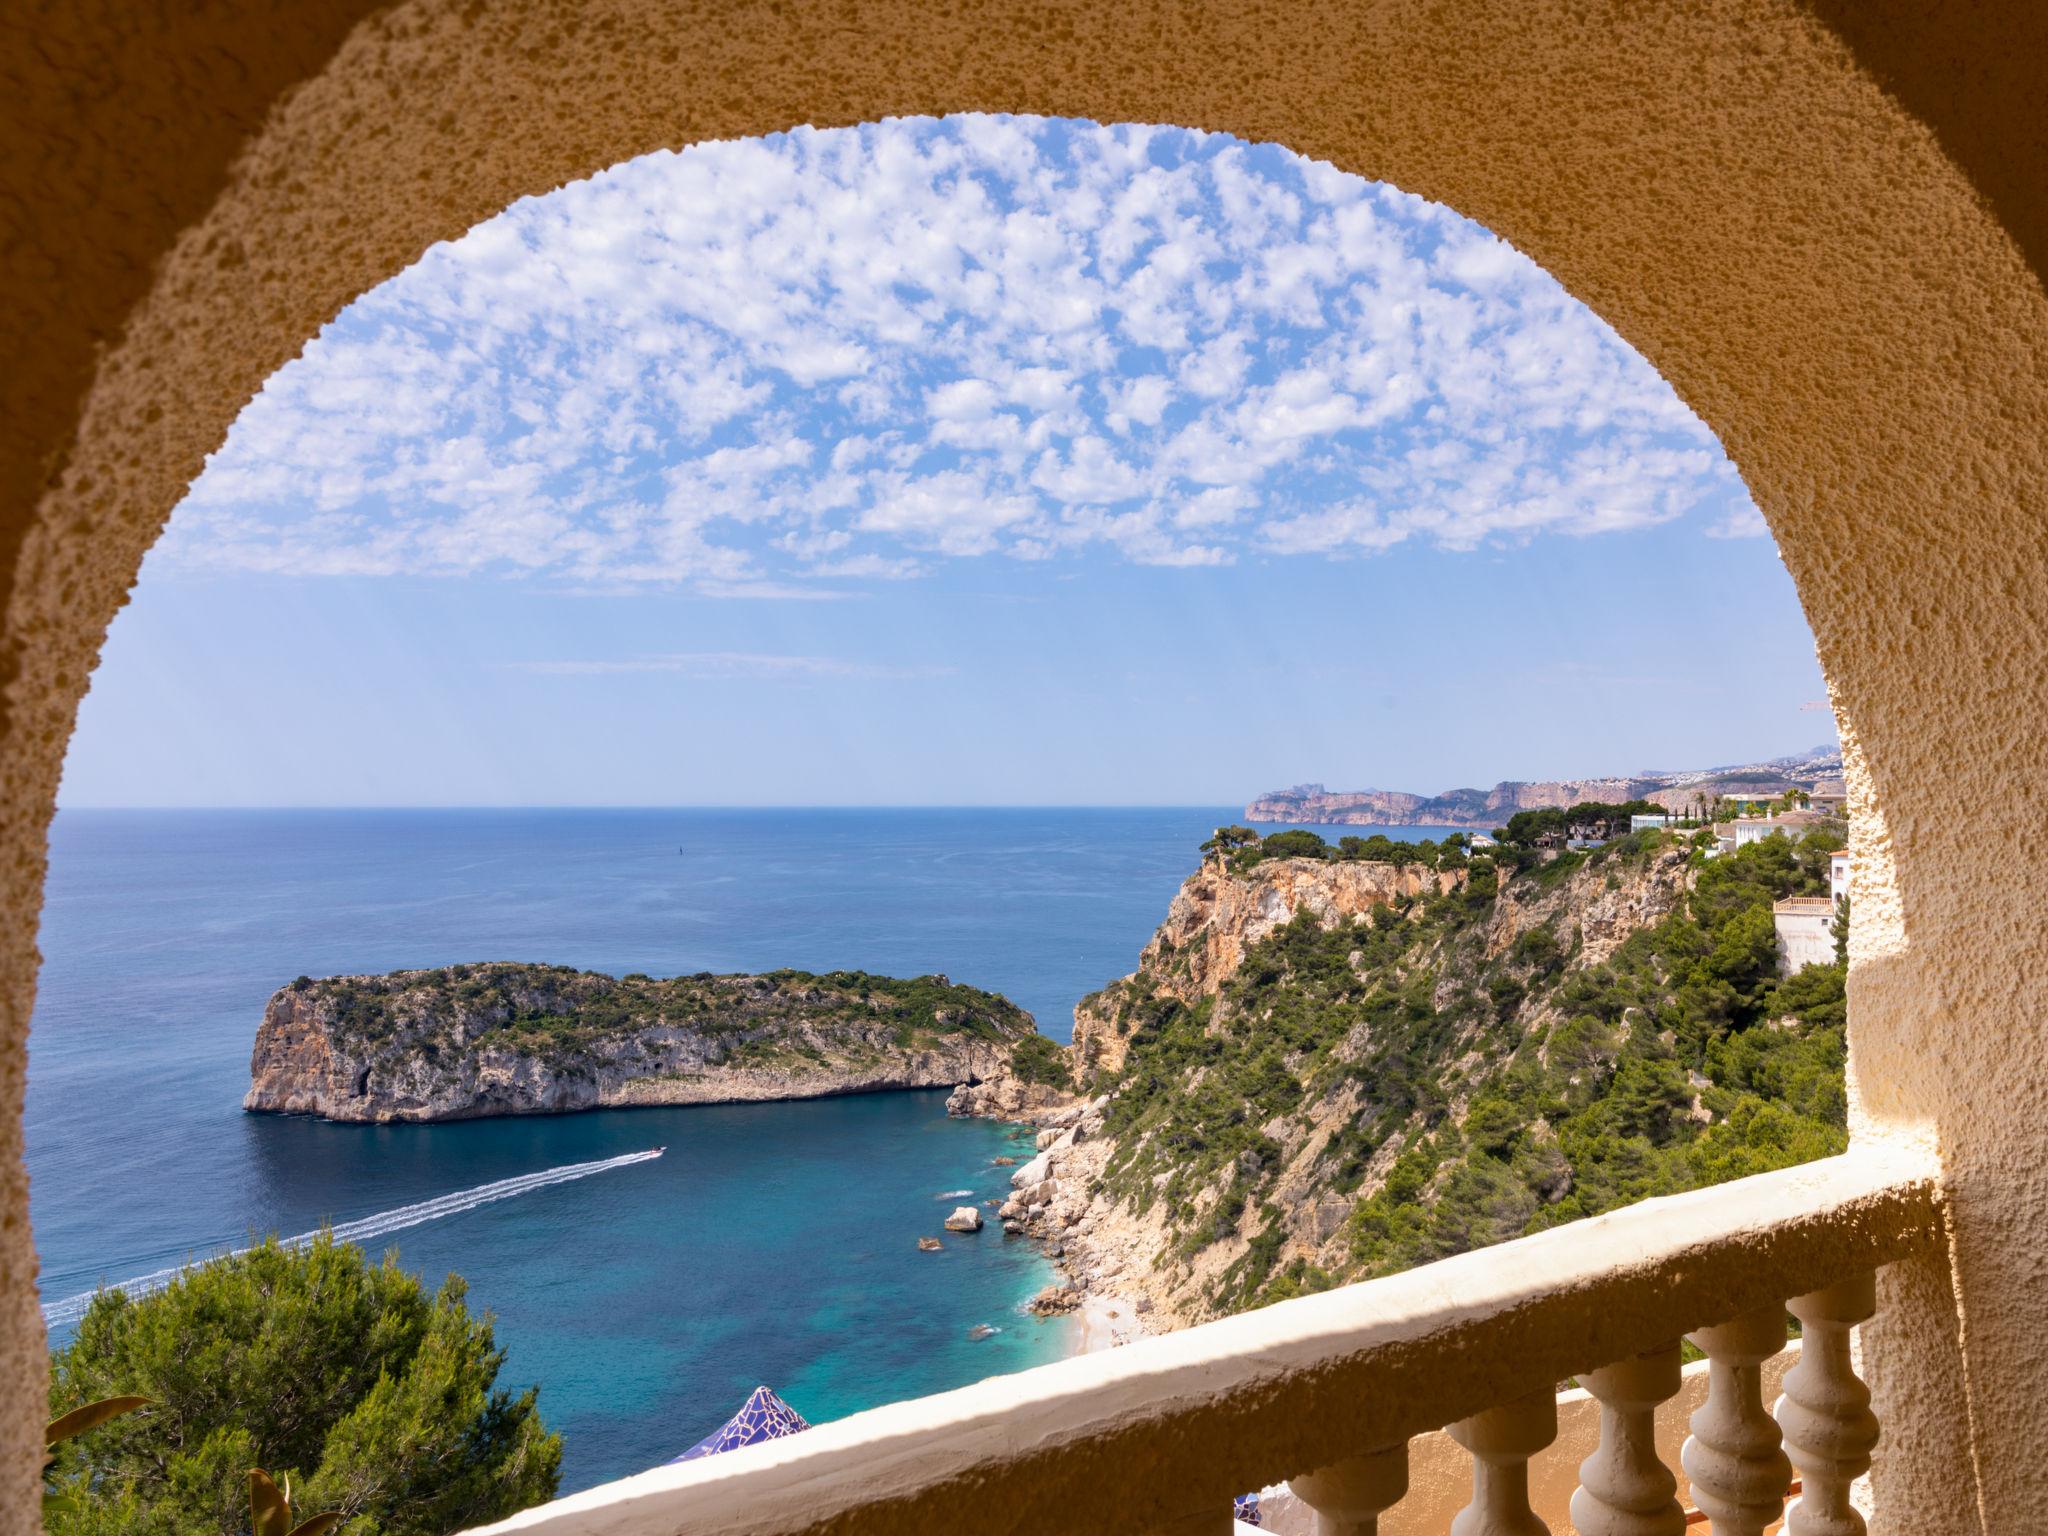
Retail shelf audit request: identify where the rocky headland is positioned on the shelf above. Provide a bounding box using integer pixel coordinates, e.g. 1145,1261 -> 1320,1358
1245,745 -> 1844,828
246,962 -> 1039,1123
954,816 -> 1848,1334
956,846 -> 1469,1334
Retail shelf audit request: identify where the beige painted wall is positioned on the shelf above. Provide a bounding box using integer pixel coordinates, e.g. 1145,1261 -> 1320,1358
5,4 -> 2045,1532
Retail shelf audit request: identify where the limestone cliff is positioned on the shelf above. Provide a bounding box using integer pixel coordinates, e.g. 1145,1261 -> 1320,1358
977,825 -> 1847,1331
1071,852 -> 1463,1079
245,963 -> 1035,1123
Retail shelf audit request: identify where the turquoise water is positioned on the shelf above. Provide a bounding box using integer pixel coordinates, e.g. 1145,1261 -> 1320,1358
23,808 -> 1210,1489
25,807 -> 1450,1491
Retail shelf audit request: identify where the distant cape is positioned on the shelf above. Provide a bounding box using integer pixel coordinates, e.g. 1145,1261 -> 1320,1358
1245,745 -> 1843,828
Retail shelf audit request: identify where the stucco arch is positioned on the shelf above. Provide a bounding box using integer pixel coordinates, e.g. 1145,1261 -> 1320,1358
4,4 -> 2044,1531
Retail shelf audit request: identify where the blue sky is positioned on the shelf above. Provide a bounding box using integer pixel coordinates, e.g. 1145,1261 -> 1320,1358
60,117 -> 1828,808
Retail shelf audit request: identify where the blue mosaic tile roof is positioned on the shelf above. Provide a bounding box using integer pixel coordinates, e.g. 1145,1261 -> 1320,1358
670,1385 -> 812,1463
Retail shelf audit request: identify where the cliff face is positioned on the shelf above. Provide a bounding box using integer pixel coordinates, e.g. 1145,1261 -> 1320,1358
1071,854 -> 1462,1077
245,963 -> 1034,1123
1022,823 -> 1849,1331
1041,846 -> 1698,1326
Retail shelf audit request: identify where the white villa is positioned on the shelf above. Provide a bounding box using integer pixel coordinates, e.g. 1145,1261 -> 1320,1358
1773,895 -> 1839,972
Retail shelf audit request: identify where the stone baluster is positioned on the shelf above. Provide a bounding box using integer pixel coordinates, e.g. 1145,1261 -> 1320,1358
1775,1273 -> 1880,1536
1448,1390 -> 1557,1536
1682,1307 -> 1792,1536
1571,1345 -> 1687,1536
1291,1441 -> 1410,1536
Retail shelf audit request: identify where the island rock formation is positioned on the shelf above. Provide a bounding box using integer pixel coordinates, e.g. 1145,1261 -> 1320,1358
246,963 -> 1036,1123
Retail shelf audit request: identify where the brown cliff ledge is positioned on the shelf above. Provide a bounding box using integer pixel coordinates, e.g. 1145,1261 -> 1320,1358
245,962 -> 1037,1123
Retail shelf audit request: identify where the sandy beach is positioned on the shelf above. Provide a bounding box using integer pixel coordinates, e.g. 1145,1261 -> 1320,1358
1073,1290 -> 1148,1353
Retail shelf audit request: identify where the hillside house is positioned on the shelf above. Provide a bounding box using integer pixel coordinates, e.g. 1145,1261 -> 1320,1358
1774,896 -> 1839,972
1721,808 -> 1833,855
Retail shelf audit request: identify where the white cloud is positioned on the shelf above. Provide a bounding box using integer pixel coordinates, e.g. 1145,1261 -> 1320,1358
1707,504 -> 1772,539
158,116 -> 1762,591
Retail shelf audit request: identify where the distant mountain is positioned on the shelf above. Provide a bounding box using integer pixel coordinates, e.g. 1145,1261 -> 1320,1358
1246,746 -> 1844,828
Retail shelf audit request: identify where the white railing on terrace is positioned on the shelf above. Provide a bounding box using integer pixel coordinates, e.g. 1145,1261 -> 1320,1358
469,1147 -> 1941,1536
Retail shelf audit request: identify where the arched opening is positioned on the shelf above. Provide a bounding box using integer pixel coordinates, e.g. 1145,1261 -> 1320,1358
8,7 -> 2046,1532
38,116 -> 1851,1509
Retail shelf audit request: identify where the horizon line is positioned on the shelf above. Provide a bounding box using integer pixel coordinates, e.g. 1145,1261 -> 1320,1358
52,801 -> 1260,813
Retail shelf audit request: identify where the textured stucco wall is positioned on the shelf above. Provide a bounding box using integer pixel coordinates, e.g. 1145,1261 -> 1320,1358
2,3 -> 2043,1533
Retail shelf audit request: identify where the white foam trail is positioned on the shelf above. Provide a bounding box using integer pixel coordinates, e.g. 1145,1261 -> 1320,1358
41,1148 -> 663,1328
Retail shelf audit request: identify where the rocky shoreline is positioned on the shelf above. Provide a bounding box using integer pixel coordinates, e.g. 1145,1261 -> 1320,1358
949,1083 -> 1170,1347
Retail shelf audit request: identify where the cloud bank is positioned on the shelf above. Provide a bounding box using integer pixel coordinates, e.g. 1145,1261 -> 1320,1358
161,117 -> 1764,590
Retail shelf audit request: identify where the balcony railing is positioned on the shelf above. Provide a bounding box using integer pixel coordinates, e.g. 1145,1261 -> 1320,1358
468,1146 -> 1942,1536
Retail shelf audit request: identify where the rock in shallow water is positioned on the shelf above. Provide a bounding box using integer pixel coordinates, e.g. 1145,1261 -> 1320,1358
944,1205 -> 983,1233
1027,1284 -> 1081,1315
917,1236 -> 943,1251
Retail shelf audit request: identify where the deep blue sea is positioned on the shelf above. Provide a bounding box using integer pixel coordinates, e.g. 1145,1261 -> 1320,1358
25,807 -> 1452,1492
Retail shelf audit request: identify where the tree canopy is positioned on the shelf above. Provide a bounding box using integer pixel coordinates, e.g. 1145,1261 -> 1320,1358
46,1235 -> 560,1536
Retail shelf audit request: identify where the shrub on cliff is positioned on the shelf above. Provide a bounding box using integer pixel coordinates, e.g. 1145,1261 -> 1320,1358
46,1234 -> 560,1536
1102,829 -> 1851,1315
1009,1032 -> 1074,1090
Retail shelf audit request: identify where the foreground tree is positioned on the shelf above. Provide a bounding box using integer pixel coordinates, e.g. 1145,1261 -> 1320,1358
46,1235 -> 561,1536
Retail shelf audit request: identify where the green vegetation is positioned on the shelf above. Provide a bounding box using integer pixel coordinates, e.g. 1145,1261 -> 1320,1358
1097,823 -> 1849,1316
46,1234 -> 559,1536
1493,799 -> 1664,850
304,963 -> 1033,1071
1219,826 -> 1468,875
1008,1032 -> 1075,1091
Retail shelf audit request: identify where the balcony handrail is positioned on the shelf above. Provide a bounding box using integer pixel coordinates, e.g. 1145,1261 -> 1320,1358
470,1144 -> 1942,1536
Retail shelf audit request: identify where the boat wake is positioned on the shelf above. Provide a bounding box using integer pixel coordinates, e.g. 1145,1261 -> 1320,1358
41,1147 -> 663,1328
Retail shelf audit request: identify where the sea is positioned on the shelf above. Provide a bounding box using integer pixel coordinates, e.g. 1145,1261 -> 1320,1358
25,807 -> 1455,1492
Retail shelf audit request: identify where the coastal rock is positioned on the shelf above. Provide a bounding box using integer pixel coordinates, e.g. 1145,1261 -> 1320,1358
945,1074 -> 1072,1119
1027,1284 -> 1081,1316
967,1324 -> 996,1341
243,963 -> 1036,1124
917,1237 -> 942,1252
1010,1152 -> 1053,1189
944,1206 -> 983,1233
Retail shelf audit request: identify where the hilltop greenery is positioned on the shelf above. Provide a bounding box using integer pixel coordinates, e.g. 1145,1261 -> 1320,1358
46,1235 -> 559,1536
1208,824 -> 1470,875
1096,816 -> 1849,1316
305,963 -> 1036,1067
